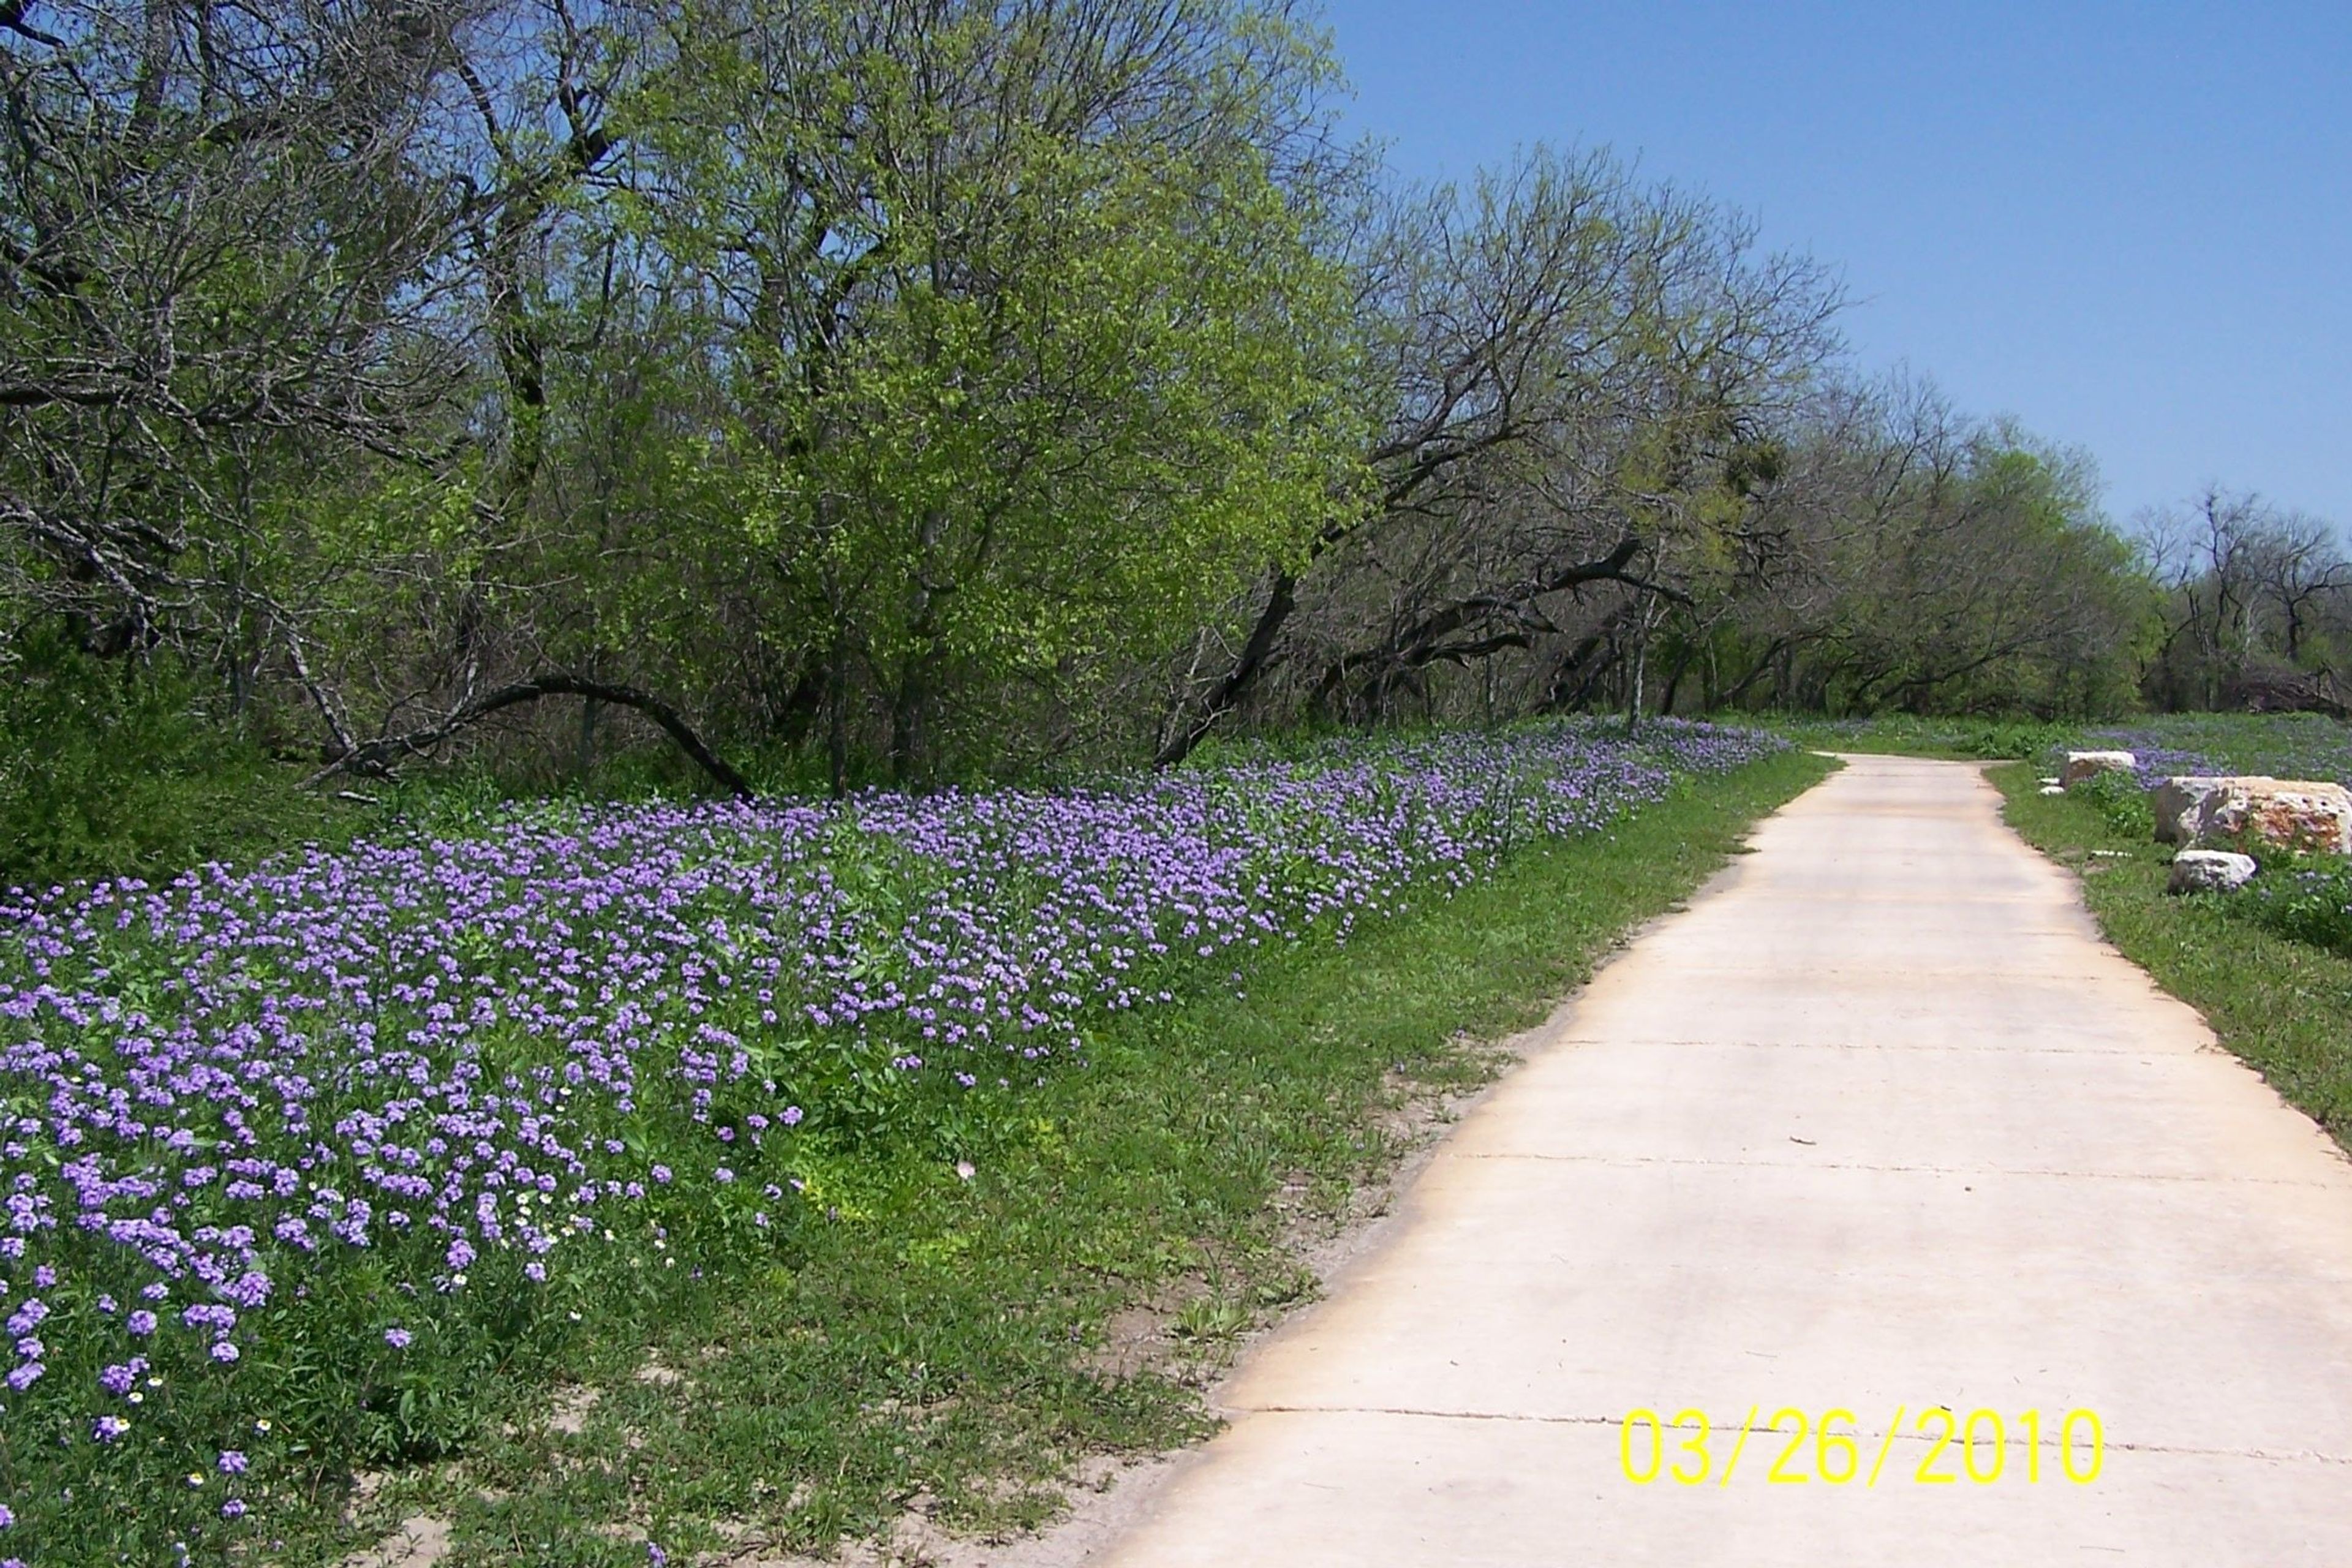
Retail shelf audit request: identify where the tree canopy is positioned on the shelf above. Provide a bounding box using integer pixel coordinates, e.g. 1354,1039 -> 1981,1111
3,0 -> 2325,864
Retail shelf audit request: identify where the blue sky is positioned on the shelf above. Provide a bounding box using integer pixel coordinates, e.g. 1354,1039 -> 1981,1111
1316,1 -> 2350,530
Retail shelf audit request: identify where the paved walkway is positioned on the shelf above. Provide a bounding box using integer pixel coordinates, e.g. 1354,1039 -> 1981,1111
1097,755 -> 2352,1566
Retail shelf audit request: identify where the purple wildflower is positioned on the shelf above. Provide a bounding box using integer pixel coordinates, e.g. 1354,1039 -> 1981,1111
0,715 -> 1780,1509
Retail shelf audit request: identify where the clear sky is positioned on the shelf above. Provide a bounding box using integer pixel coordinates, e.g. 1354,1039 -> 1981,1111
1316,0 -> 2350,530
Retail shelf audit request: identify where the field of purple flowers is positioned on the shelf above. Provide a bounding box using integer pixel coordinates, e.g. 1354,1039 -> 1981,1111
0,718 -> 1778,1559
2072,712 -> 2352,788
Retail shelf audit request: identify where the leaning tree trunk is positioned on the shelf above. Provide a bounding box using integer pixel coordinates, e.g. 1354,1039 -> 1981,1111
1156,568 -> 1299,767
309,674 -> 755,801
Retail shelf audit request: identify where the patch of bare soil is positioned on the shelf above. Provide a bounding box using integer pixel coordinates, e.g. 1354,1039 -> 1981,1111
338,1514 -> 454,1568
548,1384 -> 602,1436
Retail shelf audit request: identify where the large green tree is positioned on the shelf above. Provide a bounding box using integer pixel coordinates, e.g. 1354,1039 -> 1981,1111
619,0 -> 1363,783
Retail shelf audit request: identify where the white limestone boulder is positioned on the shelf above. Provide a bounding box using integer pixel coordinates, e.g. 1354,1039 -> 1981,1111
2062,750 -> 2138,786
2166,850 -> 2258,895
2151,775 -> 2352,854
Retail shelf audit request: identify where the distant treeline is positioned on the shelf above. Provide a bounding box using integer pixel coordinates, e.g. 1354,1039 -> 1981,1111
2,0 -> 2341,861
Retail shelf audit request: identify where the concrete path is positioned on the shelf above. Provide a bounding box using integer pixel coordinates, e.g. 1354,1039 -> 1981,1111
1096,755 -> 2352,1566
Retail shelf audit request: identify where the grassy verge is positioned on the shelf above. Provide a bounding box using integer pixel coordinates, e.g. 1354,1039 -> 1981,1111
336,747 -> 1834,1566
1760,712 -> 2085,761
1992,762 -> 2352,1153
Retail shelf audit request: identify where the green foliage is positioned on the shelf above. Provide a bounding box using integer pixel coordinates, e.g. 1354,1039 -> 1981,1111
608,0 -> 1367,777
2065,767 -> 2155,838
1710,415 -> 2157,721
2,0 -> 2204,796
0,630 -> 343,888
2232,861 -> 2352,957
1763,712 -> 2084,761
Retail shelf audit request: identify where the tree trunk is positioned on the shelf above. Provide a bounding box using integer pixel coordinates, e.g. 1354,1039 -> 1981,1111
891,507 -> 948,785
1659,647 -> 1692,718
575,694 -> 601,783
825,641 -> 851,799
1623,593 -> 1662,736
1156,568 -> 1298,766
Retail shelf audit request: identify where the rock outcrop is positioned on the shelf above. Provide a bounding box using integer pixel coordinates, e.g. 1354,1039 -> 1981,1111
2151,775 -> 2352,854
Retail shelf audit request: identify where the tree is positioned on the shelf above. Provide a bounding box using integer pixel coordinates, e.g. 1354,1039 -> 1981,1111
1,0 -> 474,662
2139,486 -> 2351,712
628,0 -> 1364,784
1155,147 -> 1842,752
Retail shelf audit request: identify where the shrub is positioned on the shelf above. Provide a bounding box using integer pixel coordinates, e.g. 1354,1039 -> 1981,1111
0,628 -> 341,889
2064,767 -> 2154,839
2227,859 -> 2352,956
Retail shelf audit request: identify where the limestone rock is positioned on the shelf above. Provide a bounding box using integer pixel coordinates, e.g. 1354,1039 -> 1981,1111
2166,850 -> 2258,895
2151,775 -> 2352,853
2062,750 -> 2138,786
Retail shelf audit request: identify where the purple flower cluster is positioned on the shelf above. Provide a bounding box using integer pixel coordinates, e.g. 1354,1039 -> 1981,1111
2079,734 -> 2223,790
0,717 -> 1776,1525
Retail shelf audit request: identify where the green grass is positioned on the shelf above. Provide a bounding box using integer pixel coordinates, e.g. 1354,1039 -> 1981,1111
1760,712 -> 2089,761
1758,709 -> 2352,782
1993,762 -> 2352,1153
315,747 -> 1834,1566
2066,710 -> 2352,781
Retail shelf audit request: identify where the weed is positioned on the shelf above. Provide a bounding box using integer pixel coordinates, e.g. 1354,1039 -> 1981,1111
2065,768 -> 2156,838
